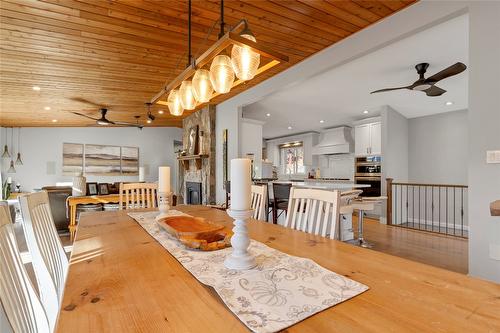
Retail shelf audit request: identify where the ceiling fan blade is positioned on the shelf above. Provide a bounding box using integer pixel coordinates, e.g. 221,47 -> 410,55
370,86 -> 410,94
425,62 -> 467,84
71,112 -> 99,121
70,97 -> 108,108
113,121 -> 144,129
424,86 -> 446,96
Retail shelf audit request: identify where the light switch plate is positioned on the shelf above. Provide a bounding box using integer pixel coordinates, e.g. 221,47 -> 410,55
489,243 -> 500,261
486,150 -> 500,164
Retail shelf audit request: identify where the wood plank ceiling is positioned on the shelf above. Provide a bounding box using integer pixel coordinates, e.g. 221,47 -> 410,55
0,0 -> 415,128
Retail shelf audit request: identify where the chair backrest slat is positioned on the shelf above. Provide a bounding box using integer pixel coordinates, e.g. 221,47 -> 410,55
1,201 -> 53,332
250,185 -> 267,221
119,183 -> 158,210
19,191 -> 67,330
285,187 -> 340,240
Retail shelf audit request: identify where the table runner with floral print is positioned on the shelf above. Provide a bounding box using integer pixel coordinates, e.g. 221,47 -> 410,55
128,210 -> 368,333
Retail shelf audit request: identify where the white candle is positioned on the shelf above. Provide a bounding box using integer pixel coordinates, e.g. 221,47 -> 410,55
138,167 -> 145,182
230,158 -> 252,210
7,177 -> 12,184
158,166 -> 171,193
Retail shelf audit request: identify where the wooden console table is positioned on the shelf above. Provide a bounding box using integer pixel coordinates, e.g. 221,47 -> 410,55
67,194 -> 120,240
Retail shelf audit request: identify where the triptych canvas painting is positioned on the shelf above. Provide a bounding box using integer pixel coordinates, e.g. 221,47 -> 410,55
63,143 -> 139,176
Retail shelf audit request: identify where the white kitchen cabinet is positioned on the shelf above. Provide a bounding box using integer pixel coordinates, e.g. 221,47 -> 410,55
355,122 -> 381,156
354,124 -> 371,156
370,122 -> 381,155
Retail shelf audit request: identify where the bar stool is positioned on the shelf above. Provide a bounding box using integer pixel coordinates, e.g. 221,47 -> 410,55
350,196 -> 387,248
351,201 -> 375,248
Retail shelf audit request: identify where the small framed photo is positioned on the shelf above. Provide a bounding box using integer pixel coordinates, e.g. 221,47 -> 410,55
86,182 -> 98,196
98,183 -> 109,195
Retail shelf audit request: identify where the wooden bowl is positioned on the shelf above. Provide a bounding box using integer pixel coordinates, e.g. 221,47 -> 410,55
158,216 -> 232,251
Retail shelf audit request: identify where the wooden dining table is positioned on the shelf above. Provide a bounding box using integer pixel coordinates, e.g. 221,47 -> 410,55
56,205 -> 500,332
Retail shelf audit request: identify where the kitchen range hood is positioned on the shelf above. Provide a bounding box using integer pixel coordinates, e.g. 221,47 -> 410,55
312,126 -> 354,155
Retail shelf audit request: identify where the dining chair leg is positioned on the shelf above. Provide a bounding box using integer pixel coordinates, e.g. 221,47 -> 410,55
272,202 -> 278,224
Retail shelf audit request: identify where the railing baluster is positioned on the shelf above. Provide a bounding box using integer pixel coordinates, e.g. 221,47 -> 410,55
418,186 -> 421,230
453,188 -> 456,237
395,184 -> 398,225
446,188 -> 448,235
461,187 -> 464,237
439,187 -> 441,234
400,184 -> 403,227
412,186 -> 415,229
431,186 -> 434,233
424,185 -> 427,232
406,185 -> 409,226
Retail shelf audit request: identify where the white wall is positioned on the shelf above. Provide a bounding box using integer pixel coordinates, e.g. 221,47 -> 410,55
409,109 -> 468,184
215,104 -> 241,204
240,118 -> 264,178
380,106 -> 409,223
468,2 -> 500,282
0,127 -> 182,192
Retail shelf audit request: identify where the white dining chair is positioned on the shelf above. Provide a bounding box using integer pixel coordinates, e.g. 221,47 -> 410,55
285,187 -> 341,239
0,202 -> 52,333
251,184 -> 267,221
119,182 -> 158,210
19,191 -> 67,324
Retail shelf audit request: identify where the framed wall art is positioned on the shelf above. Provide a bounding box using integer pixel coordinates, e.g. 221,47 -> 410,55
62,143 -> 84,175
85,144 -> 121,175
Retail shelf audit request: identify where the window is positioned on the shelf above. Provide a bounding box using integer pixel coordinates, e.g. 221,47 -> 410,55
279,142 -> 305,175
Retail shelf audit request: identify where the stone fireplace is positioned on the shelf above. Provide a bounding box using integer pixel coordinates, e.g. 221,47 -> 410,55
179,105 -> 216,205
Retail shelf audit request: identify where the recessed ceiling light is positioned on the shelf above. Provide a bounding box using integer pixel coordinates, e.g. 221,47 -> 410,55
147,119 -> 152,124
363,110 -> 369,114
51,119 -> 58,123
287,126 -> 292,130
32,86 -> 40,91
158,110 -> 164,114
266,113 -> 271,117
445,101 -> 453,106
44,106 -> 51,110
319,120 -> 325,123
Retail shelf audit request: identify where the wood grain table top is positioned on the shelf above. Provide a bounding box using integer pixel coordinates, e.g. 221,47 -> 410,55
56,205 -> 500,332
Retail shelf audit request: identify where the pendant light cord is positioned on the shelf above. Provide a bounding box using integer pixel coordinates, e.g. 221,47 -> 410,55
187,0 -> 192,67
10,128 -> 13,154
219,0 -> 225,39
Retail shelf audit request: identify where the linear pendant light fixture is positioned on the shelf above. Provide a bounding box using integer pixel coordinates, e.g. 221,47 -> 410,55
151,0 -> 288,113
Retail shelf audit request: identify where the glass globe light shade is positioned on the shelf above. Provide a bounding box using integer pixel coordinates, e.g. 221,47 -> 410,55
231,34 -> 260,81
179,80 -> 197,110
192,69 -> 214,103
167,89 -> 184,116
209,54 -> 235,94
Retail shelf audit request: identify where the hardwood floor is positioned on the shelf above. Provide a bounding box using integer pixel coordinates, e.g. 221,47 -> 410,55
353,215 -> 468,274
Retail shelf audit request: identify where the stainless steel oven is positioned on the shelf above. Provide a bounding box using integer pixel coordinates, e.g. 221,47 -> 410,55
355,156 -> 381,197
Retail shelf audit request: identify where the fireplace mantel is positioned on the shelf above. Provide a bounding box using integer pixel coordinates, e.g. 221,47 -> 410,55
177,154 -> 209,171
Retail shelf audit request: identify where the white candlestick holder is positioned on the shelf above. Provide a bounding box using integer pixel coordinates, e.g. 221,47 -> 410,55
224,209 -> 256,270
155,191 -> 173,221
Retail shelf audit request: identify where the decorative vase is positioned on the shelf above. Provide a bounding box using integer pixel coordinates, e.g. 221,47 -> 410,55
72,173 -> 86,196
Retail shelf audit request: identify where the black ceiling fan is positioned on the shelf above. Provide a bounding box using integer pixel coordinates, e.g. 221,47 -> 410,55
69,97 -> 143,128
370,62 -> 467,97
72,108 -> 143,129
